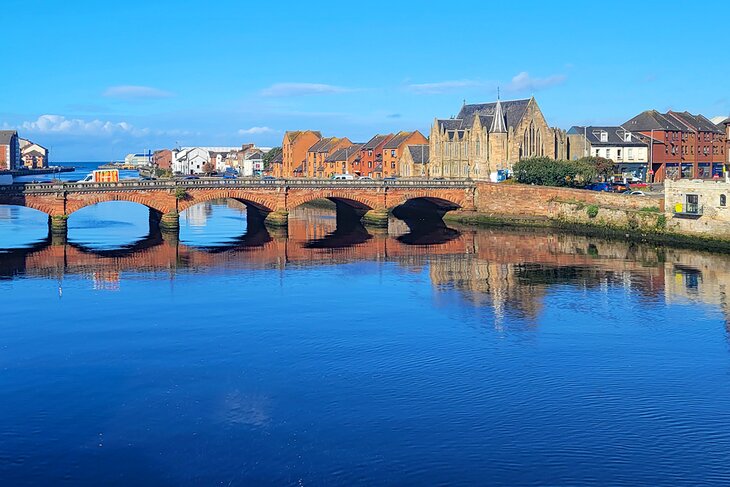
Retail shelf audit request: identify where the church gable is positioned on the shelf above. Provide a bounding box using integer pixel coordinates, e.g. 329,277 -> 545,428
456,99 -> 530,131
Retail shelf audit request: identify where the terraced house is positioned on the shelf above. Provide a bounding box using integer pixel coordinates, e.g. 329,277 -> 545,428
429,97 -> 567,180
623,110 -> 727,182
303,137 -> 352,178
353,134 -> 394,178
277,130 -> 321,178
323,144 -> 362,177
381,131 -> 428,178
567,126 -> 649,181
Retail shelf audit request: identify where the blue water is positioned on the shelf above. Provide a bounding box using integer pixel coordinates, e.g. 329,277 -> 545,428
1,200 -> 730,485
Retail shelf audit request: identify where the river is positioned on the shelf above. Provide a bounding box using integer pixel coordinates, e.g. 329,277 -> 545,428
1,190 -> 730,485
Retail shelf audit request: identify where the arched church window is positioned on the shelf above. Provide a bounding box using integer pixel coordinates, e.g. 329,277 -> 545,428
721,194 -> 727,207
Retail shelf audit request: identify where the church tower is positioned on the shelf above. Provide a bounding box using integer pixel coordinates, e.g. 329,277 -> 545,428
488,96 -> 509,177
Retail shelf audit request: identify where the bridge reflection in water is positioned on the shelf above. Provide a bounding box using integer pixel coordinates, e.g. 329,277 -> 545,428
2,198 -> 730,331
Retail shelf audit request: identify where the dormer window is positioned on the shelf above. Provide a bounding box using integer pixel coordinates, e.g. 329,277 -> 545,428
624,132 -> 632,142
599,131 -> 608,142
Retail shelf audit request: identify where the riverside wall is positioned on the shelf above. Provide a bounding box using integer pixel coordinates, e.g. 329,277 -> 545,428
443,182 -> 730,248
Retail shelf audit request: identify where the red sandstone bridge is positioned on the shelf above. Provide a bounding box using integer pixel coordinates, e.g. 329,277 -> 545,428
0,178 -> 477,235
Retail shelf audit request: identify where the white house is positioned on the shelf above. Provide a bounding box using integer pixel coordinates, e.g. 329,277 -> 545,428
172,147 -> 210,175
568,126 -> 650,181
242,151 -> 264,176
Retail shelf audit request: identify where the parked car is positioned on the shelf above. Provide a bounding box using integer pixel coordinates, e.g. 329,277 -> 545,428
331,174 -> 355,180
585,182 -> 612,192
262,176 -> 276,181
626,190 -> 646,196
222,172 -> 237,179
183,175 -> 200,180
383,177 -> 397,181
358,176 -> 373,180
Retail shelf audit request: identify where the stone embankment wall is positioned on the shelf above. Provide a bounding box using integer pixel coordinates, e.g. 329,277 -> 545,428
444,182 -> 667,238
664,180 -> 730,239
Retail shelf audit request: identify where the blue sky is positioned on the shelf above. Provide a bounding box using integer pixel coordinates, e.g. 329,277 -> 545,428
3,0 -> 729,161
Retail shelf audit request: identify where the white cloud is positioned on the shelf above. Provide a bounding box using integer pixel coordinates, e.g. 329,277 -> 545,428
406,80 -> 482,95
506,72 -> 566,92
103,85 -> 173,99
19,114 -> 149,137
238,126 -> 276,135
260,83 -> 352,97
407,72 -> 566,96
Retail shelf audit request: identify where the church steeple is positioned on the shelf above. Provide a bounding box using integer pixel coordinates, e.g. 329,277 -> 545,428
490,90 -> 507,133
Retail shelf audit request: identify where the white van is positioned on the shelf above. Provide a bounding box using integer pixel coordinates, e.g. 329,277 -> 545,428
331,174 -> 355,180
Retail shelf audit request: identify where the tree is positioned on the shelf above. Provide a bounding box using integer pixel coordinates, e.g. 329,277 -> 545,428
202,162 -> 215,174
578,156 -> 614,181
513,157 -> 596,188
263,147 -> 282,171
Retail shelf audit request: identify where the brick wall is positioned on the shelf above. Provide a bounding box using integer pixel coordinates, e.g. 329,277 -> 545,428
474,182 -> 664,218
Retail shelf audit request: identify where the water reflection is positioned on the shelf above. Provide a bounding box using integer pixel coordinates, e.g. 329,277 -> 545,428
1,201 -> 729,331
4,200 -> 730,485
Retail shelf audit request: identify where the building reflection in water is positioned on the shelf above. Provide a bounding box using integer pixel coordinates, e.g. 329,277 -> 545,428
1,200 -> 730,332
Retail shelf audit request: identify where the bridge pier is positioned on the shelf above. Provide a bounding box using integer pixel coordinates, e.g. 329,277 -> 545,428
264,210 -> 289,228
49,215 -> 68,238
159,211 -> 180,233
361,208 -> 389,228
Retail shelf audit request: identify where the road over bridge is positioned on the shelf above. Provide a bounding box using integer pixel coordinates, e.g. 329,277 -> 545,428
0,178 -> 476,237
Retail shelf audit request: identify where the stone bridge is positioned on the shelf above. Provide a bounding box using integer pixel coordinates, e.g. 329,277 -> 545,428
0,178 -> 476,236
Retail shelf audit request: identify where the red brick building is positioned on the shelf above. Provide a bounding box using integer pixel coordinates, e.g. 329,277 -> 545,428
353,134 -> 393,178
381,130 -> 428,177
153,149 -> 173,171
624,110 -> 726,182
304,137 -> 352,178
323,144 -> 362,177
279,130 -> 321,178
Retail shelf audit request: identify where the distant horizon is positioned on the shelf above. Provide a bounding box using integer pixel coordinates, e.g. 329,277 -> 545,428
4,0 -> 729,161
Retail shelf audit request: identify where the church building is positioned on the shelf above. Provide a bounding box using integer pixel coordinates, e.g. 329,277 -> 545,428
428,96 -> 567,180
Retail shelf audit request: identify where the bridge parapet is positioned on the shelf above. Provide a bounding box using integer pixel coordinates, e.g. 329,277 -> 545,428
0,178 -> 475,194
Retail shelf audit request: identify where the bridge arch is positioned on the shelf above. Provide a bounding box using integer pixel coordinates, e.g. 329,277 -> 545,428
64,192 -> 172,215
287,189 -> 379,211
0,201 -> 54,217
176,189 -> 278,214
387,190 -> 466,211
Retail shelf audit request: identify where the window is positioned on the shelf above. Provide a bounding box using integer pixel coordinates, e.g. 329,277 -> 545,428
391,150 -> 396,157
368,150 -> 373,156
628,148 -> 634,160
686,194 -> 699,214
368,161 -> 372,168
606,148 -> 611,159
617,149 -> 622,159
391,162 -> 395,169
722,194 -> 727,207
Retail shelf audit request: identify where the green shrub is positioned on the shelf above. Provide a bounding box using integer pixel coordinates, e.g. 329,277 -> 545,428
640,206 -> 660,213
656,214 -> 667,230
586,205 -> 599,218
513,157 -> 596,187
174,187 -> 188,200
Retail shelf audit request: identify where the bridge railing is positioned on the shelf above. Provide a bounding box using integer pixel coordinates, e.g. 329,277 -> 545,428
1,178 -> 476,193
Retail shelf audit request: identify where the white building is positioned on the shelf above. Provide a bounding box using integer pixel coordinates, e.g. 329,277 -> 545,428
172,147 -> 210,175
124,153 -> 152,166
568,126 -> 650,180
242,151 -> 264,176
